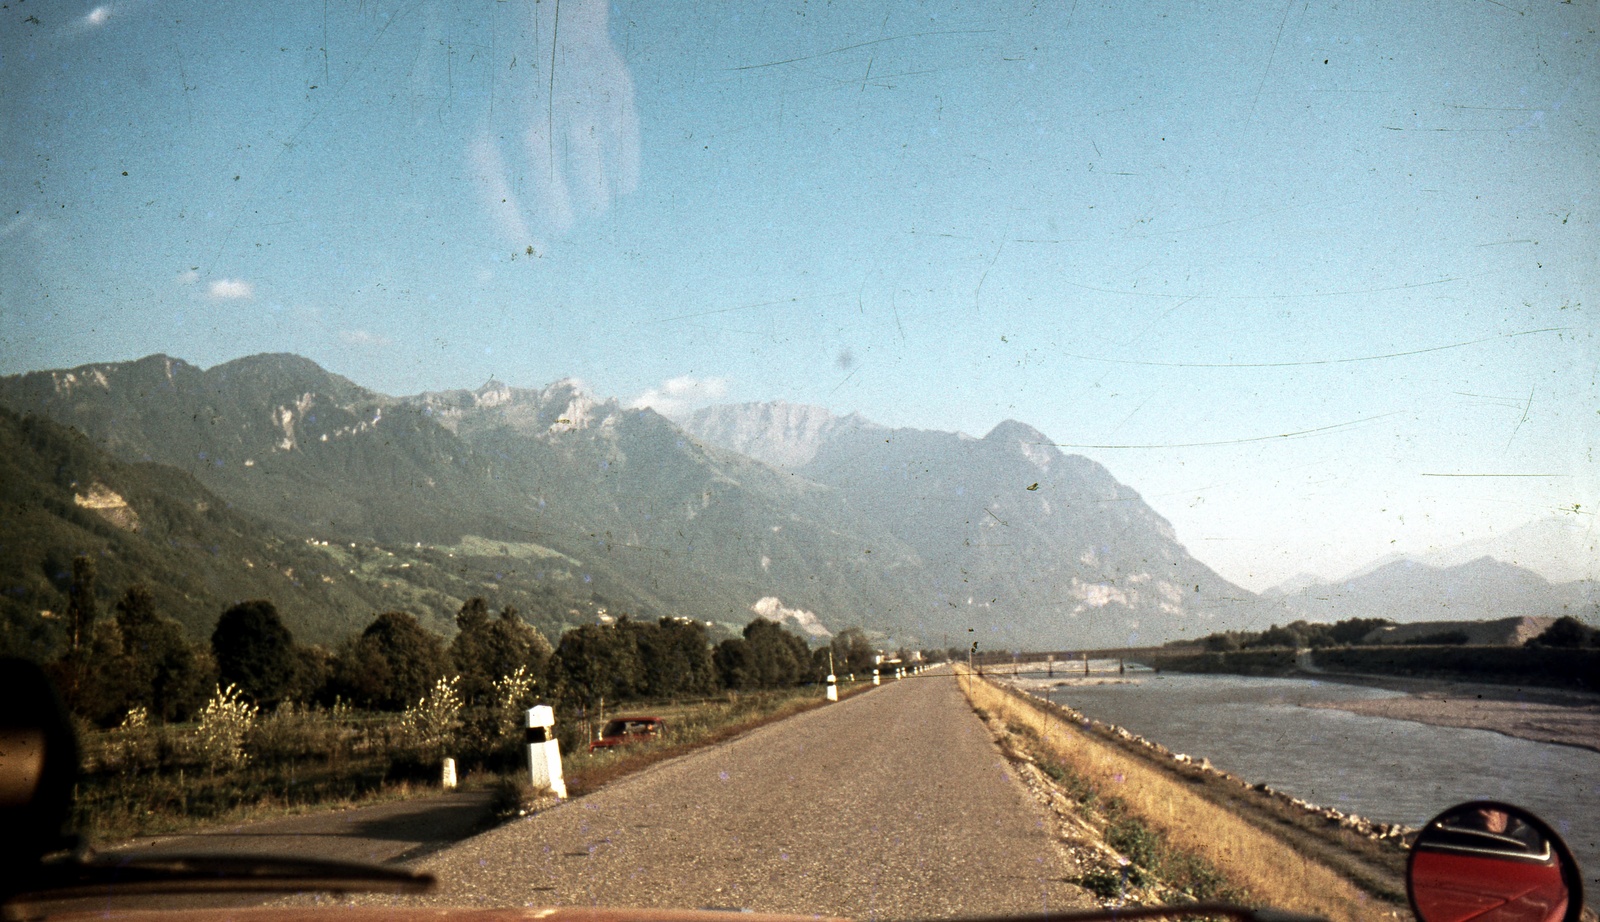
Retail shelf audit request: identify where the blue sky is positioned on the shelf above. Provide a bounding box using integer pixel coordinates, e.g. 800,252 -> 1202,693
2,0 -> 1594,591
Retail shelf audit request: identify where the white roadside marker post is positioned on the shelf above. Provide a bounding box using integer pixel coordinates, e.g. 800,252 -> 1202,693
872,668 -> 880,686
441,757 -> 458,790
826,673 -> 838,701
525,705 -> 567,799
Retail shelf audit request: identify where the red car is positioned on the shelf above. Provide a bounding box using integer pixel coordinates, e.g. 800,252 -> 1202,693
588,716 -> 667,753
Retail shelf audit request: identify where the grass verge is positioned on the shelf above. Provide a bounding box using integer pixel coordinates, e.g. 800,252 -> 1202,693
958,667 -> 1399,922
84,682 -> 876,844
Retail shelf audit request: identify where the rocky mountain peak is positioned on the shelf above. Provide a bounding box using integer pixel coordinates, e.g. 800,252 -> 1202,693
681,401 -> 880,469
983,419 -> 1059,472
474,379 -> 513,407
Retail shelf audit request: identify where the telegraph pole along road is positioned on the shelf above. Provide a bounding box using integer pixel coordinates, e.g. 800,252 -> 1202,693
357,666 -> 1092,919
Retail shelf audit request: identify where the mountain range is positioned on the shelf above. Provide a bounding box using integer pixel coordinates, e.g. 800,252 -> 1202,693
1,353 -> 1589,654
1261,556 -> 1594,627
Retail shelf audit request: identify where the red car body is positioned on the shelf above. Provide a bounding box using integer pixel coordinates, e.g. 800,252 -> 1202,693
1411,841 -> 1569,922
588,716 -> 667,753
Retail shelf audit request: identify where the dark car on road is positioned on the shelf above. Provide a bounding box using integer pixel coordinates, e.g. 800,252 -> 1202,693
589,717 -> 667,753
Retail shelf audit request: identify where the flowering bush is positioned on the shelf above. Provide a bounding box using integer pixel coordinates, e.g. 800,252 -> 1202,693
195,684 -> 259,771
492,666 -> 537,737
396,675 -> 463,763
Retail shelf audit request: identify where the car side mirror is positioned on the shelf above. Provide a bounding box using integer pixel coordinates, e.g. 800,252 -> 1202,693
1408,801 -> 1584,922
0,658 -> 80,880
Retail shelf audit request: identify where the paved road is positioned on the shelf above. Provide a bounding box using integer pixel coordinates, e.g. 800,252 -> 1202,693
110,791 -> 497,868
385,668 -> 1086,919
50,793 -> 495,913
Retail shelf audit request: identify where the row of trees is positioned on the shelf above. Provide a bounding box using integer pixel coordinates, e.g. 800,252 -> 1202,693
1184,618 -> 1396,652
42,555 -> 894,728
1185,615 -> 1598,652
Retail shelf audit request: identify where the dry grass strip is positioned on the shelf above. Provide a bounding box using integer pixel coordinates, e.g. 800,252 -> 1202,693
958,667 -> 1399,922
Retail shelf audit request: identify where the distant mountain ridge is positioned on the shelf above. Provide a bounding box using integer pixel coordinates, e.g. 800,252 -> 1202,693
1266,556 -> 1594,626
0,354 -> 1295,650
683,402 -> 1264,646
682,401 -> 880,468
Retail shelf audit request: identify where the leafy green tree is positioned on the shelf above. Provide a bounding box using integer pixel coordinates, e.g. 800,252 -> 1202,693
624,617 -> 718,698
451,598 -> 554,704
550,623 -> 641,709
713,637 -> 755,690
450,597 -> 497,702
330,611 -> 452,710
115,584 -> 211,721
1245,623 -> 1305,649
289,643 -> 334,704
1529,616 -> 1599,649
1327,617 -> 1393,646
741,618 -> 810,688
485,606 -> 553,684
212,600 -> 299,707
830,627 -> 876,675
51,617 -> 127,724
1203,632 -> 1243,652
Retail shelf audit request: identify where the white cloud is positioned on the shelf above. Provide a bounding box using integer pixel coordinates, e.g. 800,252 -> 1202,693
83,6 -> 111,26
628,375 -> 728,418
207,278 -> 254,300
751,597 -> 832,639
175,268 -> 199,285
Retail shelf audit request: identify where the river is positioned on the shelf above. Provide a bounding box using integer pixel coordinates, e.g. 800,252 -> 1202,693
1037,670 -> 1600,895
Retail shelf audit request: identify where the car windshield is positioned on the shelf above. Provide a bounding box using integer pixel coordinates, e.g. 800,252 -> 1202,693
1,1 -> 1594,919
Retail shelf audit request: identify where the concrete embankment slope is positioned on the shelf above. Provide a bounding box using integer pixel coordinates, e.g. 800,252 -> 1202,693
379,668 -> 1092,918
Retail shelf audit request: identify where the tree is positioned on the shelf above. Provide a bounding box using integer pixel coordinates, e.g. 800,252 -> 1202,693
450,597 -> 497,702
65,554 -> 102,650
115,584 -> 211,721
1529,616 -> 1599,649
550,623 -> 641,710
625,617 -> 717,699
1327,617 -> 1393,646
713,637 -> 755,690
741,618 -> 810,688
331,611 -> 452,710
451,599 -> 554,704
830,628 -> 876,675
482,606 -> 553,692
212,600 -> 298,707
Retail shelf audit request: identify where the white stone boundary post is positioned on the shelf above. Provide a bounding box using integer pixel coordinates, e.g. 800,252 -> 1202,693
872,668 -> 881,686
825,673 -> 838,702
525,705 -> 567,799
441,757 -> 457,790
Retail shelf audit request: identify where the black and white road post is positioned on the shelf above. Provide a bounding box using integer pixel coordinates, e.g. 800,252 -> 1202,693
524,704 -> 567,799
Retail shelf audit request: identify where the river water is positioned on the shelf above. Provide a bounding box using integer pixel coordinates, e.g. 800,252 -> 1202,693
1038,670 -> 1600,894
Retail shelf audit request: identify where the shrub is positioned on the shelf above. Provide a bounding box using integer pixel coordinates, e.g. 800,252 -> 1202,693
194,684 -> 259,771
492,666 -> 536,737
395,675 -> 463,764
99,706 -> 159,775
